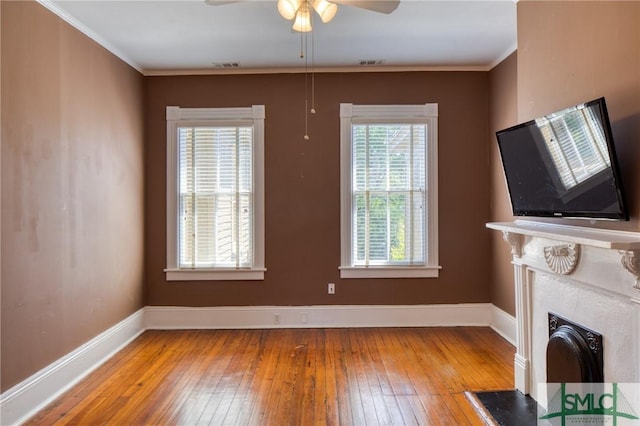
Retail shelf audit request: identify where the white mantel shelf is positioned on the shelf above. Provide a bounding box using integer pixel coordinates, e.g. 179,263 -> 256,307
487,220 -> 640,250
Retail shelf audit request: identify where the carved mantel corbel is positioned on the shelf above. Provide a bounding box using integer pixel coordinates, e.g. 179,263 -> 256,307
619,249 -> 640,290
502,231 -> 524,257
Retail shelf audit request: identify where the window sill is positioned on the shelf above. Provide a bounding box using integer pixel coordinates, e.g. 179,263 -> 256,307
164,268 -> 266,281
339,266 -> 441,279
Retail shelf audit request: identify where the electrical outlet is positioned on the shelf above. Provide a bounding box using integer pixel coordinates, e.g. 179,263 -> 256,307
274,313 -> 281,324
301,312 -> 308,324
328,283 -> 335,294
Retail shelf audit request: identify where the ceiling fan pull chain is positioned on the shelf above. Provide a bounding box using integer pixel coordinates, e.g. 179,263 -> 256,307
304,98 -> 310,140
303,29 -> 310,140
310,22 -> 316,115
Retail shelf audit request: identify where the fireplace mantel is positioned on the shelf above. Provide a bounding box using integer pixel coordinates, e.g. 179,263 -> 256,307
487,220 -> 640,401
487,220 -> 640,250
488,220 -> 640,287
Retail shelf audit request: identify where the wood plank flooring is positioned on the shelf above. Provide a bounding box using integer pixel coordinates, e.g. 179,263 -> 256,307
26,327 -> 514,425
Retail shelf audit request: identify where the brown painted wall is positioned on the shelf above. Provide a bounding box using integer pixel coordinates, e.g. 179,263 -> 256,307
145,72 -> 492,306
11,0 -> 638,397
489,52 -> 517,316
487,1 -> 640,315
1,2 -> 145,391
516,0 -> 640,230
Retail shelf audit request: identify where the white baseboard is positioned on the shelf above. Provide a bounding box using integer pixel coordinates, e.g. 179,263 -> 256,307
0,309 -> 146,426
1,303 -> 515,425
145,303 -> 497,330
145,303 -> 516,343
489,305 -> 517,346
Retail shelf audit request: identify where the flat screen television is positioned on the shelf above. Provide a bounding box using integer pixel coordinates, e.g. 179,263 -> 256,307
496,97 -> 628,220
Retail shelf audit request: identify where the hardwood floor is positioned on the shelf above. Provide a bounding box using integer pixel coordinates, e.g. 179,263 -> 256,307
26,327 -> 514,425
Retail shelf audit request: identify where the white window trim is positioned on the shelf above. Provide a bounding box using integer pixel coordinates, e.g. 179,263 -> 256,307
339,103 -> 440,279
165,105 -> 266,281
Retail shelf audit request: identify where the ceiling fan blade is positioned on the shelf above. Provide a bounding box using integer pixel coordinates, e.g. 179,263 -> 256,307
204,0 -> 244,6
330,0 -> 400,14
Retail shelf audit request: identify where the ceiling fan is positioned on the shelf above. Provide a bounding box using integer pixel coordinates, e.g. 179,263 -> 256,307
205,0 -> 400,32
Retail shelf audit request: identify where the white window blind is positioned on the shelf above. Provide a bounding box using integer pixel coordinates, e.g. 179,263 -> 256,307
339,104 -> 440,279
352,124 -> 426,265
178,126 -> 253,268
165,106 -> 265,281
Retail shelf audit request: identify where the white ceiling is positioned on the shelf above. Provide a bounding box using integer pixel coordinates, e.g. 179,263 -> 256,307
43,0 -> 517,75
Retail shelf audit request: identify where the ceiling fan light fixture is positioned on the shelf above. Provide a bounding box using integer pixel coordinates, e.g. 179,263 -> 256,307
277,0 -> 301,20
292,4 -> 312,32
313,0 -> 337,23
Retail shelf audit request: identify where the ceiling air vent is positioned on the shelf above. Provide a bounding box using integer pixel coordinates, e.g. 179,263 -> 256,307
212,62 -> 240,68
358,59 -> 385,66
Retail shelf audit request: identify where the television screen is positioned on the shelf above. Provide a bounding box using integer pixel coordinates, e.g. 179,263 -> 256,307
496,97 -> 628,220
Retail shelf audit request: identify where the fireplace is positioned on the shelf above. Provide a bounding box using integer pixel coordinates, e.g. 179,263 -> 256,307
487,220 -> 640,404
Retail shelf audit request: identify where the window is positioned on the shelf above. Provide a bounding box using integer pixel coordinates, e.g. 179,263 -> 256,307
165,106 -> 265,281
339,104 -> 440,279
